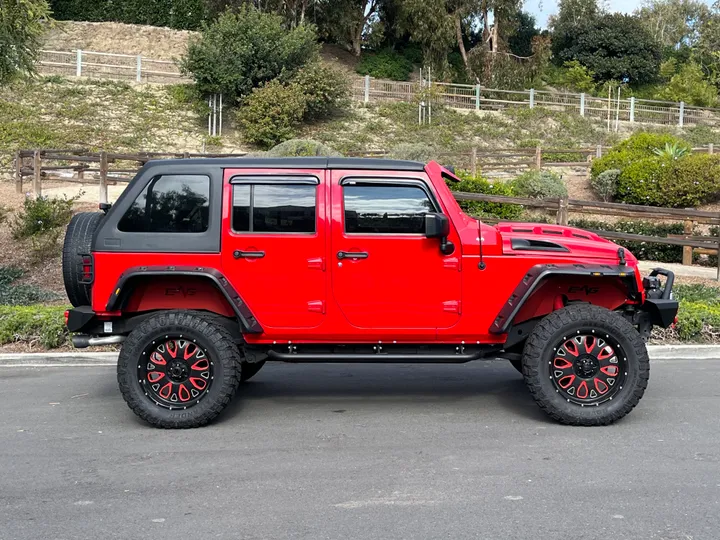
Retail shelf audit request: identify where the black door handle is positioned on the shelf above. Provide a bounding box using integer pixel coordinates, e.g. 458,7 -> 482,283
233,250 -> 265,259
337,251 -> 368,260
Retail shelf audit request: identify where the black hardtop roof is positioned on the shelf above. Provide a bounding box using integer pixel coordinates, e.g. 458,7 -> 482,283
143,157 -> 426,171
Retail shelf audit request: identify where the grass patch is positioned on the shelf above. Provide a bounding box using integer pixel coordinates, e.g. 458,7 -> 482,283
0,305 -> 68,348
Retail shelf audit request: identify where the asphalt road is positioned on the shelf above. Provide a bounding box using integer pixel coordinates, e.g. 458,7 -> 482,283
1,358 -> 719,540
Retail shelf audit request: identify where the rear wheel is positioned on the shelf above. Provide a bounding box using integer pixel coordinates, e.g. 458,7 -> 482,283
522,304 -> 649,426
240,361 -> 266,382
62,212 -> 103,307
117,310 -> 241,428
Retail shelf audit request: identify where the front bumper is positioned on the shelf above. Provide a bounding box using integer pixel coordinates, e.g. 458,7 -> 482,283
641,268 -> 678,328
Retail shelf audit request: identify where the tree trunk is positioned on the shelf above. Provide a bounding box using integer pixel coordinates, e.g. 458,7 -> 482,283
455,15 -> 469,70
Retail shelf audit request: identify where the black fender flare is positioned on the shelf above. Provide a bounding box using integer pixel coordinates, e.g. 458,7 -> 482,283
105,265 -> 263,334
490,263 -> 641,335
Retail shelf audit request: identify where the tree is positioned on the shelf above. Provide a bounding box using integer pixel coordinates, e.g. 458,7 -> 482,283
657,61 -> 718,106
0,0 -> 51,84
180,6 -> 319,100
507,10 -> 539,57
549,0 -> 600,31
635,0 -> 709,50
319,0 -> 381,56
553,13 -> 662,85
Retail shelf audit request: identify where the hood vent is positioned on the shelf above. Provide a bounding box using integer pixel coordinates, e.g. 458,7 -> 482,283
511,238 -> 570,252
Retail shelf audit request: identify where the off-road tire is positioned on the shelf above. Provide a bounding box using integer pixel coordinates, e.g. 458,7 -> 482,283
240,361 -> 266,382
117,310 -> 241,429
62,212 -> 103,307
522,304 -> 649,426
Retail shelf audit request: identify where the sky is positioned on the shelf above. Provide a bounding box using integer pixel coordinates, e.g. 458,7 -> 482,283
526,0 -> 713,28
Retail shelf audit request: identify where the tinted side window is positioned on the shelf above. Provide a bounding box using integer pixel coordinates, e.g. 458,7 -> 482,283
232,184 -> 316,233
344,184 -> 434,234
118,175 -> 210,233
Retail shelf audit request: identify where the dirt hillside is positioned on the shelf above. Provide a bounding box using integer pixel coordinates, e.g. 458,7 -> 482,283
43,21 -> 195,60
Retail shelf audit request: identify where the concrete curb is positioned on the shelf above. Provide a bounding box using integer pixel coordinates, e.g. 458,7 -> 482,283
0,345 -> 719,366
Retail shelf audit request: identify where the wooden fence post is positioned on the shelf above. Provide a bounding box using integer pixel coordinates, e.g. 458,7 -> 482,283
683,219 -> 693,265
471,147 -> 477,177
556,196 -> 569,226
32,150 -> 42,197
99,151 -> 108,205
596,145 -> 603,159
14,151 -> 22,194
535,145 -> 542,169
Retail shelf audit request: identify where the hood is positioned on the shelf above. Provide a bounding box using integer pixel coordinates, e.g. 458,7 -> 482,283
496,222 -> 636,263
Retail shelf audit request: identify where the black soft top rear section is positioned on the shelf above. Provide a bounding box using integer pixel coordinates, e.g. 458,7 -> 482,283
142,157 -> 426,171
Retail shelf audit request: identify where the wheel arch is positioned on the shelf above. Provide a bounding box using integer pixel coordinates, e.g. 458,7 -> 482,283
106,266 -> 263,334
491,263 -> 641,337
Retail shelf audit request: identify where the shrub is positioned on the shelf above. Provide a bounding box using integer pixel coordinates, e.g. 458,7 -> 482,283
570,218 -> 684,263
291,62 -> 351,120
0,205 -> 8,224
267,139 -> 341,157
11,195 -> 76,240
591,169 -> 620,202
0,265 -> 58,305
0,306 -> 68,349
236,80 -> 307,149
356,49 -> 414,81
511,170 -> 568,199
180,7 -> 319,101
615,154 -> 720,208
388,143 -> 441,163
591,132 -> 689,178
29,228 -> 63,263
449,173 -> 523,220
657,62 -> 718,107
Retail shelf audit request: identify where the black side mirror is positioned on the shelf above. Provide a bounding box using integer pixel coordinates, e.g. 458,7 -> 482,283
424,213 -> 454,255
424,213 -> 449,238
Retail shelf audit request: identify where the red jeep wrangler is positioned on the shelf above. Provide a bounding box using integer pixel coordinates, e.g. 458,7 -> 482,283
63,158 -> 677,428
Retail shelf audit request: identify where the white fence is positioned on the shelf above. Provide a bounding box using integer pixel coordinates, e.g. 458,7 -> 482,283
351,75 -> 720,128
35,48 -> 720,128
38,49 -> 186,84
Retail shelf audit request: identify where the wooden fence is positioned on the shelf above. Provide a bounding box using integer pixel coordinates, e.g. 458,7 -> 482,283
13,147 -> 720,275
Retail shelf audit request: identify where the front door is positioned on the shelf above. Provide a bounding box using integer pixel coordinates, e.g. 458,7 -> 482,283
330,173 -> 462,335
222,171 -> 326,329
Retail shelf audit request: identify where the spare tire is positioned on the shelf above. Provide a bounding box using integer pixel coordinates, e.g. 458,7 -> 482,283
62,212 -> 103,307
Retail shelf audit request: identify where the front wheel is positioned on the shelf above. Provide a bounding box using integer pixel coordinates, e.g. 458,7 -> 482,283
117,310 -> 241,428
522,304 -> 649,426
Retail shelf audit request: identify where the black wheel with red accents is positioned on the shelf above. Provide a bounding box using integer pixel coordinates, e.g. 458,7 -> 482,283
522,304 -> 649,426
117,310 -> 241,428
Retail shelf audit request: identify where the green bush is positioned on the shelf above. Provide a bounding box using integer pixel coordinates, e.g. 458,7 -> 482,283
291,62 -> 351,120
388,143 -> 441,163
591,169 -> 620,202
0,305 -> 68,349
267,139 -> 341,157
615,154 -> 720,208
51,0 -> 206,30
449,173 -> 523,220
236,80 -> 307,149
0,266 -> 59,305
570,218 -> 684,263
591,132 -> 689,178
11,195 -> 76,240
356,49 -> 414,81
511,170 -> 568,199
180,7 -> 319,100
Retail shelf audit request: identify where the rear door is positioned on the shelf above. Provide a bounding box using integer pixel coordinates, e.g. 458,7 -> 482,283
221,170 -> 326,329
330,172 -> 462,335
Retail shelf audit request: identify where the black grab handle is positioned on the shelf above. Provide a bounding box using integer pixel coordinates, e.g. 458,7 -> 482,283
337,251 -> 369,260
233,250 -> 265,259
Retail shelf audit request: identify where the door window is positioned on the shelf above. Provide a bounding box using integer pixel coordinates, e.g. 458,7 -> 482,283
232,184 -> 316,233
118,175 -> 210,233
343,184 -> 435,234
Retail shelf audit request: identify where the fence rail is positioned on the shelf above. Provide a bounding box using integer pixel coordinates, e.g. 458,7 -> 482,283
14,147 -> 720,275
37,49 -> 186,84
352,75 -> 720,128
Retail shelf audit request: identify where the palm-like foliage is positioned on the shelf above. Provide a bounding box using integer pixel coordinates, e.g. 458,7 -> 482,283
653,142 -> 690,159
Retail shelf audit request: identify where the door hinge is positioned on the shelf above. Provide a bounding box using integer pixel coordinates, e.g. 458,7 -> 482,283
307,300 -> 325,313
443,300 -> 461,314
